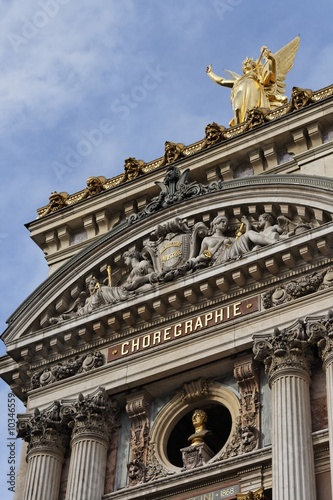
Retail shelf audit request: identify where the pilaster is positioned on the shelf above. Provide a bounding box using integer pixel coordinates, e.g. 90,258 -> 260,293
125,390 -> 152,486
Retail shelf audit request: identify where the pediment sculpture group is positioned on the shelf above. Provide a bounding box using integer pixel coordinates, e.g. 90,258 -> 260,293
50,212 -> 313,324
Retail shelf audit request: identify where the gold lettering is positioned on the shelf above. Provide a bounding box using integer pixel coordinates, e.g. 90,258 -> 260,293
185,320 -> 193,333
131,337 -> 140,352
121,342 -> 129,355
161,250 -> 182,262
174,323 -> 182,336
164,327 -> 171,341
215,308 -> 224,322
204,312 -> 213,326
233,301 -> 242,316
142,335 -> 150,348
160,241 -> 182,254
226,305 -> 231,319
153,331 -> 161,345
194,316 -> 203,330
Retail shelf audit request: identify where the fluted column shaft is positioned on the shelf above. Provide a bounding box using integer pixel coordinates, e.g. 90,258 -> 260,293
253,321 -> 316,500
306,313 -> 333,496
324,354 -> 333,496
64,388 -> 118,500
24,447 -> 64,500
65,432 -> 109,500
270,369 -> 316,500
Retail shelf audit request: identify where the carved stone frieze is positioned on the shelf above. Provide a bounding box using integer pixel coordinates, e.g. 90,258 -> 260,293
46,199 -> 323,327
253,319 -> 315,381
30,351 -> 105,389
262,267 -> 333,309
125,391 -> 152,487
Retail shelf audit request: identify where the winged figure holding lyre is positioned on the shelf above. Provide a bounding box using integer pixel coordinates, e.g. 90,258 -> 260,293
206,36 -> 300,126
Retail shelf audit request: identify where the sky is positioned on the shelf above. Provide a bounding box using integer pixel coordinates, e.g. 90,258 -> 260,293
0,0 -> 333,497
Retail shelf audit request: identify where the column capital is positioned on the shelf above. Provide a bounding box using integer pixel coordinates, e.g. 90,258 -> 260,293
17,401 -> 70,459
67,387 -> 118,444
253,320 -> 314,383
306,310 -> 333,368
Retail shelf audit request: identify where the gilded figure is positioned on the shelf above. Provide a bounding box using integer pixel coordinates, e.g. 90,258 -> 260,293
80,176 -> 106,199
206,36 -> 300,126
122,157 -> 146,182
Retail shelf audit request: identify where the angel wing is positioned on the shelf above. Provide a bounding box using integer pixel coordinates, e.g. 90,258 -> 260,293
224,69 -> 242,81
272,36 -> 300,95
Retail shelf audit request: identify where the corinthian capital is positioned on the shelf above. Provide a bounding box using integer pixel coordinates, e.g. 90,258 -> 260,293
17,401 -> 70,456
68,387 -> 118,441
253,320 -> 314,381
306,310 -> 333,366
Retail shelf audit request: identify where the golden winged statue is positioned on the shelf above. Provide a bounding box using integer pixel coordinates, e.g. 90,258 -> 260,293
206,36 -> 300,126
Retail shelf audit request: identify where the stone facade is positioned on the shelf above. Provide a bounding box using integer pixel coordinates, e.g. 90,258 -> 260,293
1,83 -> 333,499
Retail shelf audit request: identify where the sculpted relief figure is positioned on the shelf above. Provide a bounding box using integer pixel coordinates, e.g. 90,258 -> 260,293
206,36 -> 300,126
49,250 -> 154,324
48,212 -> 314,324
191,213 -> 282,268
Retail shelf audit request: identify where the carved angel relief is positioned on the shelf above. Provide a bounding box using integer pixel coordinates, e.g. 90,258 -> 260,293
48,208 -> 316,325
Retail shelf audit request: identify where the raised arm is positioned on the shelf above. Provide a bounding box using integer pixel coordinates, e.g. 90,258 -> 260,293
206,64 -> 234,88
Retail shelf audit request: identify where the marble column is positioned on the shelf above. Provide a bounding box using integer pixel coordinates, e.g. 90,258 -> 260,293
65,388 -> 117,500
17,402 -> 70,500
253,320 -> 316,500
306,311 -> 333,496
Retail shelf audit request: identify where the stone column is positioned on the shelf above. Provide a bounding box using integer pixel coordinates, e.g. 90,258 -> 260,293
17,401 -> 70,500
65,387 -> 117,500
253,320 -> 316,500
306,311 -> 333,496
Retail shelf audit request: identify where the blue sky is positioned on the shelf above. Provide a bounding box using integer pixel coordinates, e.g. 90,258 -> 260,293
1,0 -> 333,497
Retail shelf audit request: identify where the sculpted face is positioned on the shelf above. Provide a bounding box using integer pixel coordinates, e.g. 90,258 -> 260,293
87,177 -> 102,194
124,159 -> 140,180
212,216 -> 228,233
192,409 -> 207,428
